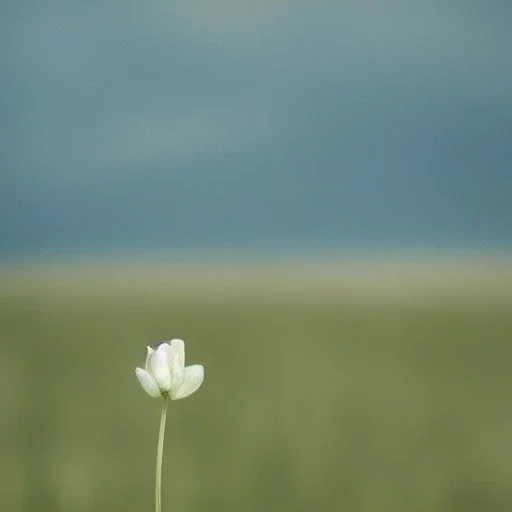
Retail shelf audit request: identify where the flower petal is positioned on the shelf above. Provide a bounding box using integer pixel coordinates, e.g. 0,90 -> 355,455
144,346 -> 154,372
169,369 -> 185,397
172,364 -> 204,400
151,344 -> 171,393
135,368 -> 161,398
169,339 -> 185,373
165,343 -> 177,375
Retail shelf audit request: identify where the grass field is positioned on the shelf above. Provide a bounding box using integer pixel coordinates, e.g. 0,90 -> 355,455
2,257 -> 512,511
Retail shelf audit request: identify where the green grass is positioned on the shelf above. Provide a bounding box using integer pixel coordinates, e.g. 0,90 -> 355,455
2,261 -> 512,511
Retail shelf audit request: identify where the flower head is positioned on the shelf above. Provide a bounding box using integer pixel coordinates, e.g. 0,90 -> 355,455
135,339 -> 204,399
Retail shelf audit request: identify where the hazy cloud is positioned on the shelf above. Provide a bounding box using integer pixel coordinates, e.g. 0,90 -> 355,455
99,107 -> 277,169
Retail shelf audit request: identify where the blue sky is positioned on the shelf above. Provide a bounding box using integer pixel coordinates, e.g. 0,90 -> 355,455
2,1 -> 511,256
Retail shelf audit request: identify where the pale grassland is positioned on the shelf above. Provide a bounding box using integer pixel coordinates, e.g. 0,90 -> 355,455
2,253 -> 512,299
2,256 -> 512,511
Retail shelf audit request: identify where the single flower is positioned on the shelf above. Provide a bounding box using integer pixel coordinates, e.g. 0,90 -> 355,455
135,339 -> 204,400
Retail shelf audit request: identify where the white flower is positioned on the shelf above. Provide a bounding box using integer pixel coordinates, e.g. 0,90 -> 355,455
135,339 -> 204,399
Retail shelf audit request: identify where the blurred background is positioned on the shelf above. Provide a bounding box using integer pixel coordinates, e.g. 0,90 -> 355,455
2,1 -> 512,511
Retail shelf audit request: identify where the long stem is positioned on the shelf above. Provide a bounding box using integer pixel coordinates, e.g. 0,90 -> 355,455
156,397 -> 168,512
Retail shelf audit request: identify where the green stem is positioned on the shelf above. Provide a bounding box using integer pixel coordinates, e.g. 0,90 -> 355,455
156,397 -> 168,512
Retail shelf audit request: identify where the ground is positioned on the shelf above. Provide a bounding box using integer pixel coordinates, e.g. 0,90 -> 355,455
2,257 -> 512,511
